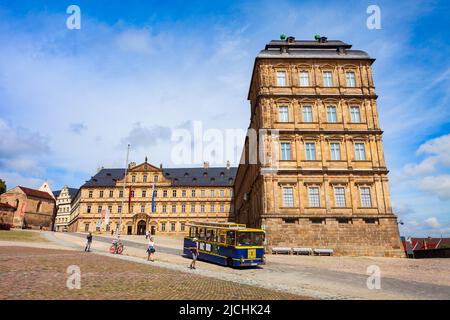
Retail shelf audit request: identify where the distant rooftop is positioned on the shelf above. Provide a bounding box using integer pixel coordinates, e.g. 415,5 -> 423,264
256,37 -> 373,60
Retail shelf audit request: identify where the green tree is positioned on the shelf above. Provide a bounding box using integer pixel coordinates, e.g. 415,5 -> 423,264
0,179 -> 6,194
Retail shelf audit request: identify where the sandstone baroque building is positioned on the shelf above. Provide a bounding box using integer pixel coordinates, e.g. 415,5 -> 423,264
68,161 -> 236,235
234,37 -> 404,257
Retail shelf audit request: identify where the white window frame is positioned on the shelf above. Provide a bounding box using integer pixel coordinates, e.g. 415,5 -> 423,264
278,106 -> 289,122
308,187 -> 320,207
350,106 -> 361,123
300,71 -> 310,87
330,143 -> 341,161
327,106 -> 337,122
303,105 -> 313,122
323,71 -> 333,87
305,143 -> 316,161
360,187 -> 372,207
346,71 -> 356,87
282,187 -> 294,207
281,142 -> 291,160
355,143 -> 366,161
334,187 -> 346,207
276,71 -> 287,86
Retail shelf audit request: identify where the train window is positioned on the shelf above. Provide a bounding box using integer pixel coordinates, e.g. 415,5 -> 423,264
198,227 -> 206,240
189,226 -> 196,238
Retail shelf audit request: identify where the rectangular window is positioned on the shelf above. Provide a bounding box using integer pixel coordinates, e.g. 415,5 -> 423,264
220,204 -> 225,213
154,175 -> 159,182
327,106 -> 337,122
330,143 -> 341,160
283,187 -> 294,207
346,72 -> 356,87
201,189 -> 205,197
108,206 -> 112,213
210,190 -> 214,197
279,106 -> 289,122
142,190 -> 146,198
191,189 -> 196,197
360,187 -> 372,207
181,223 -> 185,231
161,223 -> 166,232
172,190 -> 177,197
172,205 -> 176,213
191,204 -> 195,213
300,71 -> 309,86
141,205 -> 145,213
119,190 -> 123,198
109,190 -> 113,198
88,191 -> 93,198
182,190 -> 186,197
131,190 -> 135,197
281,142 -> 291,160
303,106 -> 313,122
219,189 -> 224,197
181,204 -> 186,213
118,205 -> 122,214
87,206 -> 91,213
350,106 -> 361,123
334,187 -> 346,207
308,187 -> 320,207
162,205 -> 167,213
171,223 -> 176,232
200,204 -> 205,213
99,191 -> 104,198
276,71 -> 286,86
98,206 -> 102,214
163,190 -> 168,197
364,218 -> 378,224
310,218 -> 324,224
210,204 -> 214,212
355,143 -> 366,160
305,143 -> 316,160
323,71 -> 333,87
143,175 -> 147,182
338,218 -> 352,224
131,176 -> 136,183
84,224 -> 89,232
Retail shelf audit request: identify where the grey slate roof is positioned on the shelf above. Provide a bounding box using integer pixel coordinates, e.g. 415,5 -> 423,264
81,167 -> 237,188
257,39 -> 372,60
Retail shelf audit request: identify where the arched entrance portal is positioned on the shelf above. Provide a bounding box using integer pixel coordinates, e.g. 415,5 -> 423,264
137,220 -> 146,235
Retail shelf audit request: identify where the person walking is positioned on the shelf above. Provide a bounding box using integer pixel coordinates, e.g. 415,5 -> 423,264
189,238 -> 199,269
147,236 -> 155,261
145,230 -> 150,240
85,232 -> 93,252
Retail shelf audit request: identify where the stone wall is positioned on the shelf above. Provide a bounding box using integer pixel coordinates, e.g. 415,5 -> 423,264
263,217 -> 404,257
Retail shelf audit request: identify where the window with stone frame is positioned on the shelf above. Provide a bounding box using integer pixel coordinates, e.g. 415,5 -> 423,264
350,106 -> 361,123
327,106 -> 337,122
281,142 -> 291,160
282,187 -> 294,207
300,71 -> 310,86
278,106 -> 289,122
191,204 -> 195,212
303,105 -> 313,122
181,204 -> 186,213
354,143 -> 366,160
305,142 -> 316,160
330,142 -> 341,160
172,205 -> 176,213
346,71 -> 356,87
360,187 -> 372,207
308,187 -> 320,207
276,70 -> 287,86
334,187 -> 346,207
323,71 -> 333,87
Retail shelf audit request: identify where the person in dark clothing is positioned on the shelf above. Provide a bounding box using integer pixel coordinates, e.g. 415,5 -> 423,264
85,232 -> 93,252
189,238 -> 199,269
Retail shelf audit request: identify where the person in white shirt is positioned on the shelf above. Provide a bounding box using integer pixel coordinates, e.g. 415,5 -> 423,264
147,236 -> 155,261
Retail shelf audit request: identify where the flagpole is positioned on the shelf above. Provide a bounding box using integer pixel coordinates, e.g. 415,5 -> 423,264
118,144 -> 130,237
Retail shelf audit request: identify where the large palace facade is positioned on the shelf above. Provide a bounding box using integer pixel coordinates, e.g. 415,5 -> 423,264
234,37 -> 404,257
68,161 -> 236,235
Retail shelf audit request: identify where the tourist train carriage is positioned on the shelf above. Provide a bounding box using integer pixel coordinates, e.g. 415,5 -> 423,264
183,221 -> 265,267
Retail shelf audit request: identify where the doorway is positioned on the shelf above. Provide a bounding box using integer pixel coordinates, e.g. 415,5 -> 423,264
137,220 -> 147,235
127,226 -> 132,235
151,225 -> 156,235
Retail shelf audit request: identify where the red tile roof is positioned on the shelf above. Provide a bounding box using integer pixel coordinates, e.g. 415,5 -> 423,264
18,186 -> 55,201
0,202 -> 15,210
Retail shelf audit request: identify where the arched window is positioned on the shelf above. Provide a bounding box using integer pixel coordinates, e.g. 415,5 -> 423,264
37,201 -> 42,212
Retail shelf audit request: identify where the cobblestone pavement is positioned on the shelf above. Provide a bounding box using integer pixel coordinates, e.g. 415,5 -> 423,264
58,232 -> 450,300
3,231 -> 449,300
0,246 -> 307,300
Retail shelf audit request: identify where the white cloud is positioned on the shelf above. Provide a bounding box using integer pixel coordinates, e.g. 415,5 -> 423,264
115,28 -> 154,54
424,217 -> 441,229
419,175 -> 450,200
417,133 -> 450,167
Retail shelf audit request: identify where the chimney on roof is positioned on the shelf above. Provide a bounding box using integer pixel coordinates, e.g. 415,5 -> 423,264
128,162 -> 136,169
226,160 -> 230,170
160,163 -> 163,169
203,161 -> 209,169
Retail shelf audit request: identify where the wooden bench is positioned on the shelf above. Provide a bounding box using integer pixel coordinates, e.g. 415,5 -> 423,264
292,247 -> 313,255
313,248 -> 334,256
272,247 -> 292,255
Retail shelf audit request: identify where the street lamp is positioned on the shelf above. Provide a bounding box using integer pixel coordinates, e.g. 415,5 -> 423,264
118,144 -> 130,238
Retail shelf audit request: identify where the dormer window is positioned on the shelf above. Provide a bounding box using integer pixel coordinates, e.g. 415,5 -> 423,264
184,172 -> 189,177
203,172 -> 208,177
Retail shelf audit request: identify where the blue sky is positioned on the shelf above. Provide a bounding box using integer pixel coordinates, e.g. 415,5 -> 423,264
0,0 -> 449,237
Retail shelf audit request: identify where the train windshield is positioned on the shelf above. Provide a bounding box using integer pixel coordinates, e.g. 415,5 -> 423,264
236,232 -> 265,246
